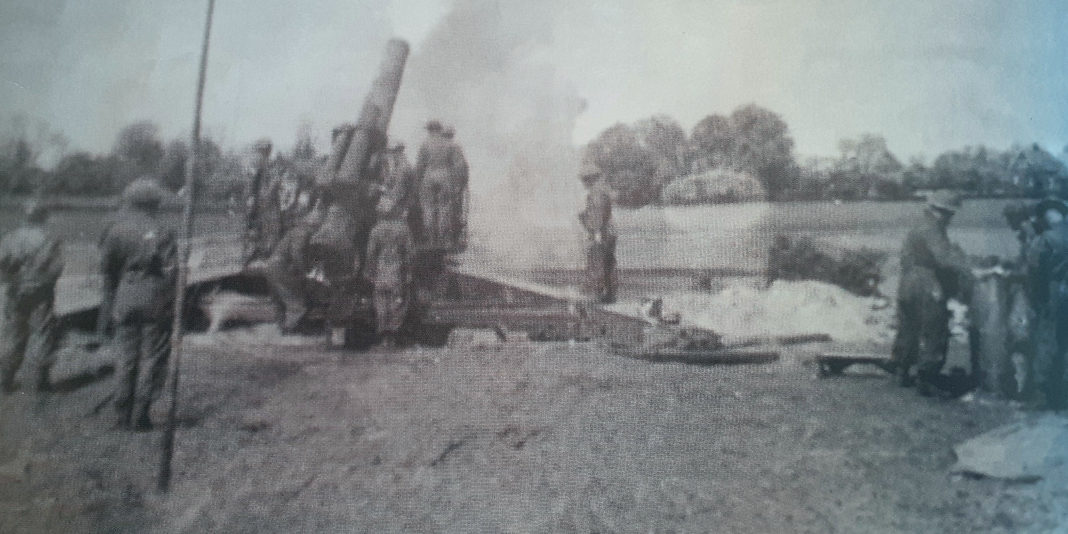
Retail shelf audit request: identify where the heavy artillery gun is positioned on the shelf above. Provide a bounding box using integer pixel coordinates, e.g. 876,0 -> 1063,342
246,38 -> 465,345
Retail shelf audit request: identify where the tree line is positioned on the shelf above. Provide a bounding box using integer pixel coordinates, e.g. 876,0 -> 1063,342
0,117 -> 319,203
583,105 -> 1068,207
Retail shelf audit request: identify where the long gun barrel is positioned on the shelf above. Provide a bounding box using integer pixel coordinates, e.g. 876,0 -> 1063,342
326,38 -> 410,190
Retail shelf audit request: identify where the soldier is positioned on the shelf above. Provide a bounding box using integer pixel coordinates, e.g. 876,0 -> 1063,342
578,160 -> 617,304
414,120 -> 461,250
100,178 -> 177,430
1025,197 -> 1068,409
365,194 -> 414,346
890,191 -> 974,394
245,139 -> 274,263
0,200 -> 63,394
442,126 -> 469,252
262,200 -> 326,333
380,143 -> 415,210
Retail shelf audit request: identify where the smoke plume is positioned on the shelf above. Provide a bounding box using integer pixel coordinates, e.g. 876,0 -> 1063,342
393,0 -> 588,269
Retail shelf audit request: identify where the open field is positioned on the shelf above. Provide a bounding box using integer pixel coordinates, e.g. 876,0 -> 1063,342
4,331 -> 1066,533
0,199 -> 1058,533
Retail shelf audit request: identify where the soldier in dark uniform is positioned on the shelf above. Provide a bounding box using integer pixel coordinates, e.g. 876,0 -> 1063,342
578,160 -> 617,304
365,194 -> 414,346
100,178 -> 177,430
262,201 -> 326,333
245,139 -> 275,263
1025,198 -> 1068,409
890,191 -> 974,394
414,120 -> 461,250
442,126 -> 469,252
0,200 -> 63,394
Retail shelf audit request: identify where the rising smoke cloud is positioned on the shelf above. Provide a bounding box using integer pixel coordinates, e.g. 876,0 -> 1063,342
392,0 -> 589,268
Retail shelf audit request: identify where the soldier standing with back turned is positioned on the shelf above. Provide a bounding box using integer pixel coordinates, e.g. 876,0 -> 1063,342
442,126 -> 469,252
0,200 -> 63,394
579,160 -> 617,304
890,191 -> 974,395
1025,197 -> 1068,410
414,120 -> 456,250
100,178 -> 177,430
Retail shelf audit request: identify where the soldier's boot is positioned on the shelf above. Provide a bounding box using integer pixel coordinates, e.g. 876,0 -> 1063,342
133,403 -> 153,432
897,364 -> 914,388
33,366 -> 52,393
114,408 -> 133,431
280,302 -> 307,334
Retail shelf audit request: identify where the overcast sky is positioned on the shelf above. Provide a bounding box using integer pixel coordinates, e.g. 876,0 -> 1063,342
2,0 -> 1066,164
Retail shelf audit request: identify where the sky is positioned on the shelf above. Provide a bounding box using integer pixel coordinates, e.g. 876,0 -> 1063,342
1,0 -> 1066,166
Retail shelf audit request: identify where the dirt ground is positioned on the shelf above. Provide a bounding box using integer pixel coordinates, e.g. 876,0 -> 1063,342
2,325 -> 1064,533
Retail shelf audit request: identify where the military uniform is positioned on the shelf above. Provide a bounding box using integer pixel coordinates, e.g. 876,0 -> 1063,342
442,127 -> 469,252
263,211 -> 321,332
891,192 -> 973,390
414,121 -> 465,250
100,179 -> 177,430
579,162 -> 617,303
0,203 -> 63,393
1025,201 -> 1068,409
365,197 -> 414,342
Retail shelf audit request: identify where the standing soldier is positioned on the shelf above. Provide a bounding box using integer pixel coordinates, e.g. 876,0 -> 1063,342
0,201 -> 63,394
365,194 -> 414,346
414,120 -> 457,250
890,191 -> 974,395
245,139 -> 274,263
443,126 -> 469,252
100,178 -> 177,430
578,160 -> 617,304
380,143 -> 415,210
1025,198 -> 1068,410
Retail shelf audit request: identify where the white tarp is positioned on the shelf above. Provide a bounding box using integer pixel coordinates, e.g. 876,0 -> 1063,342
951,414 -> 1068,483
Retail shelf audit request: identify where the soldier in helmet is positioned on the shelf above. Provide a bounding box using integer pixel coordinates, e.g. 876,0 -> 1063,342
890,190 -> 975,395
1025,197 -> 1068,409
365,193 -> 414,346
100,178 -> 177,430
578,160 -> 617,304
414,120 -> 462,250
0,200 -> 64,394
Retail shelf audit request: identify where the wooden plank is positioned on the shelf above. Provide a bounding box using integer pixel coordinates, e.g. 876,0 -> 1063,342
609,344 -> 779,366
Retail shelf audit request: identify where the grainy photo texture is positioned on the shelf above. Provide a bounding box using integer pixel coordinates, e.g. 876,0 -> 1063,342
1,1 -> 1067,532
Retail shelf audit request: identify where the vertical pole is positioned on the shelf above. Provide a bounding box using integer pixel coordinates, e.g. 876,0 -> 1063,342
159,0 -> 215,493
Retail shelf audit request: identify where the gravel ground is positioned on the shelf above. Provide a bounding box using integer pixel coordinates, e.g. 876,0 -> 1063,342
2,326 -> 1064,533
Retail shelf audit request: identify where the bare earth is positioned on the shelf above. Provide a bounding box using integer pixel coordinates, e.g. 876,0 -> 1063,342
1,326 -> 1063,533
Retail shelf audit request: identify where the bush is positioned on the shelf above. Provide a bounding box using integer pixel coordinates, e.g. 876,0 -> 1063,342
767,235 -> 886,296
661,168 -> 767,205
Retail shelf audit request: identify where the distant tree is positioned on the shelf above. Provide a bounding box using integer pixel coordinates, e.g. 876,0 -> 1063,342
689,114 -> 734,172
159,140 -> 188,191
113,121 -> 164,178
728,104 -> 797,200
585,123 -> 659,207
901,157 -> 930,192
52,152 -> 122,195
0,115 -> 68,194
829,134 -> 904,199
1007,143 -> 1068,196
634,115 -> 686,190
